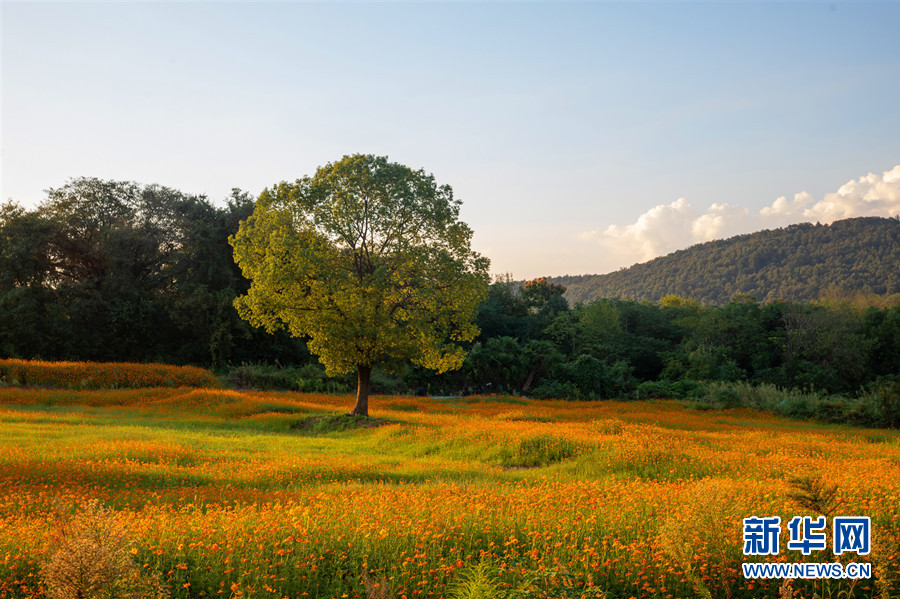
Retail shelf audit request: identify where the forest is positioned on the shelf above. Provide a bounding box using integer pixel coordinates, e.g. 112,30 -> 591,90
2,178 -> 899,426
553,216 -> 900,304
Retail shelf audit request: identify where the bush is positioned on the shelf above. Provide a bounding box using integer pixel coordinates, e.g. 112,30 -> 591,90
41,501 -> 164,599
227,362 -> 353,393
859,377 -> 900,428
529,379 -> 581,400
786,360 -> 848,395
692,381 -> 826,416
228,363 -> 298,390
531,356 -> 635,400
633,379 -> 701,400
369,369 -> 408,395
226,362 -> 412,395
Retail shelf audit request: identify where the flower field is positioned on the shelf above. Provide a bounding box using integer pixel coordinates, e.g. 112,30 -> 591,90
0,378 -> 898,598
0,360 -> 220,390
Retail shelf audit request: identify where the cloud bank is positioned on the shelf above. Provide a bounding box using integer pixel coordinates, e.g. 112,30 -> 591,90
581,165 -> 900,268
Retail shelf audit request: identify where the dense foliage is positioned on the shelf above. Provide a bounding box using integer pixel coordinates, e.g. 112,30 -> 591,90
452,281 -> 900,425
553,217 -> 900,305
0,178 -> 309,367
3,180 -> 899,426
230,155 -> 490,415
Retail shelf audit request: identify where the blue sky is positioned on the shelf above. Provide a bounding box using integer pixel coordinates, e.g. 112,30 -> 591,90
3,1 -> 899,278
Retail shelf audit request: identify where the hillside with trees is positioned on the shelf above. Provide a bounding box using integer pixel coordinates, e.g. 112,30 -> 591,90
553,217 -> 900,305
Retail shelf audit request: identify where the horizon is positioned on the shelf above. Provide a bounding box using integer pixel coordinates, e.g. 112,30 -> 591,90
3,2 -> 899,279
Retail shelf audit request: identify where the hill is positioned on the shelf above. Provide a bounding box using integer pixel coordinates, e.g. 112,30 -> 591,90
552,216 -> 900,305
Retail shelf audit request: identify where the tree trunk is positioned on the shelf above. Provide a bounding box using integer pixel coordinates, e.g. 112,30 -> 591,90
351,365 -> 371,416
521,365 -> 538,393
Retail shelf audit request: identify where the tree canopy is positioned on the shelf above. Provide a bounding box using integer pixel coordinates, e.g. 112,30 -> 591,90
0,178 -> 305,366
230,154 -> 490,415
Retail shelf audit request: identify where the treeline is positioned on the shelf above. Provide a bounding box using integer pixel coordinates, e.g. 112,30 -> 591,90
0,178 -> 310,367
553,217 -> 900,305
2,178 -> 899,426
460,280 -> 900,397
432,279 -> 900,427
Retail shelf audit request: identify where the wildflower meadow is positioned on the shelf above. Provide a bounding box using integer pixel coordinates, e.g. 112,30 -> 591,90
0,362 -> 898,598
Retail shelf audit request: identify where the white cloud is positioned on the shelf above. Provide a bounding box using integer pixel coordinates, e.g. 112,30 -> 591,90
801,165 -> 900,224
583,197 -> 699,262
759,191 -> 813,223
581,165 -> 900,270
691,202 -> 750,241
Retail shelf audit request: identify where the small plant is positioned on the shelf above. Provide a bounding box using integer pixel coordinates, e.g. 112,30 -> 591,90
787,475 -> 840,517
503,434 -> 581,468
40,500 -> 164,599
447,561 -> 503,599
659,516 -> 713,599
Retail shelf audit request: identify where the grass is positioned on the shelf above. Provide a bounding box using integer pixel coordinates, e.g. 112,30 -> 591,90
690,379 -> 900,428
0,381 -> 898,598
288,413 -> 394,435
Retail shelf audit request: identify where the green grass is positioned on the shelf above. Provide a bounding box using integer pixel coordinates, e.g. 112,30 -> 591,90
288,413 -> 394,435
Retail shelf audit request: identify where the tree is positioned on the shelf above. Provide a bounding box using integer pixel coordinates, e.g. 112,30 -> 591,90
230,154 -> 490,416
475,275 -> 531,341
0,179 -> 284,365
521,277 -> 567,312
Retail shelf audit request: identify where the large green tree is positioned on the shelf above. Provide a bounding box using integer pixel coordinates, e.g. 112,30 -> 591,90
230,155 -> 490,415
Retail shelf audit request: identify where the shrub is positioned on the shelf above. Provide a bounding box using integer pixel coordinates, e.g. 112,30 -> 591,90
633,380 -> 677,400
530,357 -> 635,400
562,355 -> 634,399
692,381 -> 822,415
40,500 -> 164,599
227,362 -> 353,393
787,475 -> 840,517
227,363 -> 301,390
529,379 -> 581,400
870,377 -> 900,428
633,379 -> 701,400
369,369 -> 407,395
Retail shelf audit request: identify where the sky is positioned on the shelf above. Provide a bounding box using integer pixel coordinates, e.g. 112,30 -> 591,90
2,1 -> 899,280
